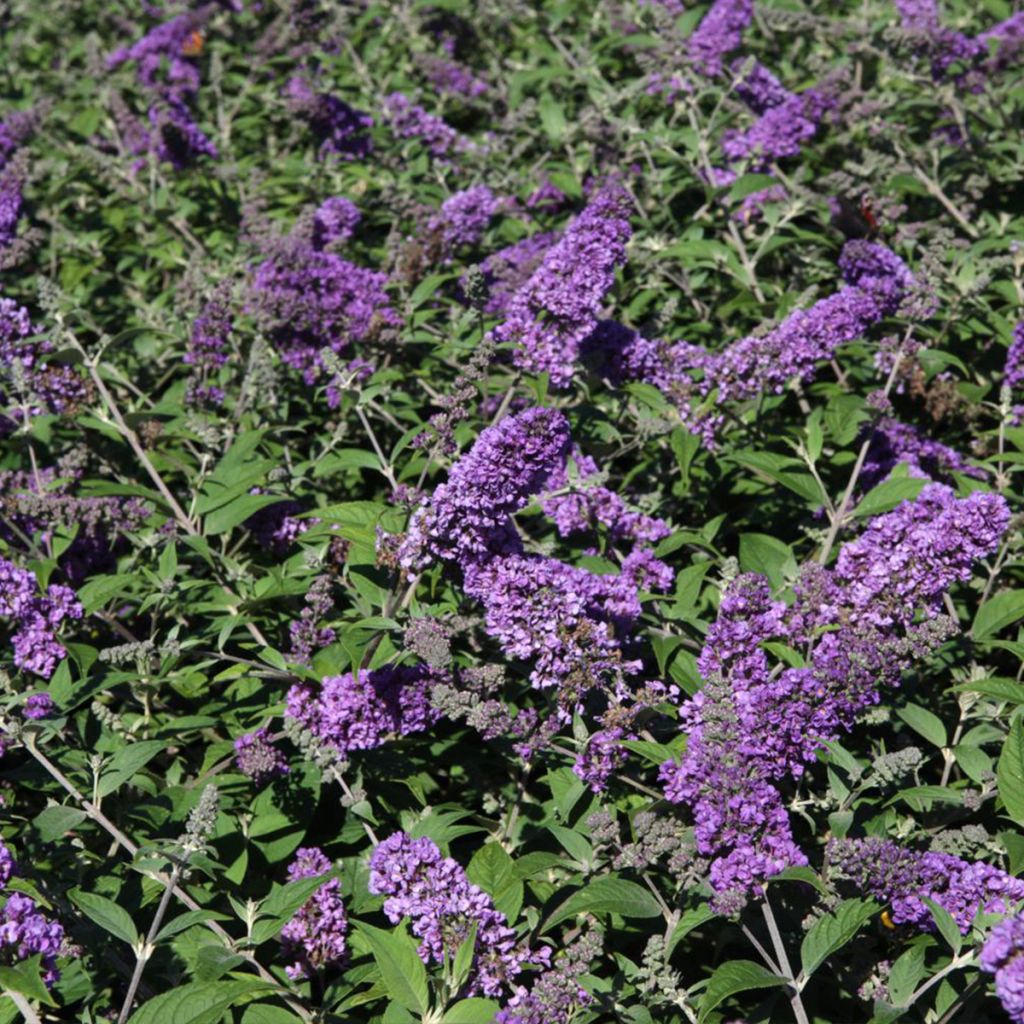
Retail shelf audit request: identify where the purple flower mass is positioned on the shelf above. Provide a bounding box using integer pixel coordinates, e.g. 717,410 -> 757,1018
369,832 -> 546,996
0,839 -> 64,986
280,846 -> 347,979
285,76 -> 373,161
492,186 -> 633,388
660,484 -> 1008,904
285,664 -> 441,758
1,556 -> 82,679
687,0 -> 754,76
982,915 -> 1024,1023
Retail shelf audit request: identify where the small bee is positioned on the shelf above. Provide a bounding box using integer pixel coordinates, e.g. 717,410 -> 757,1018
182,30 -> 204,57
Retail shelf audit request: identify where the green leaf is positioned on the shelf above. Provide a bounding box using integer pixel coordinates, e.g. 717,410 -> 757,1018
896,704 -> 947,748
0,959 -> 56,1005
97,740 -> 166,798
728,450 -> 821,503
545,876 -> 663,929
127,980 -> 274,1024
974,590 -> 1024,643
203,494 -> 283,536
998,717 -> 1024,825
887,944 -> 927,1007
33,804 -> 87,842
667,905 -> 715,956
252,873 -> 335,944
799,899 -> 878,979
466,843 -> 515,899
739,533 -> 797,590
359,924 -> 429,1015
242,1006 -> 306,1024
921,897 -> 962,954
441,999 -> 502,1023
698,960 -> 787,1022
451,920 -> 478,992
853,477 -> 927,519
539,93 -> 567,141
70,890 -> 140,947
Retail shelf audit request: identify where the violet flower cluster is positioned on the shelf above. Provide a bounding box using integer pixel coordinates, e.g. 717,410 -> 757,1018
383,92 -> 473,164
369,832 -> 546,997
285,664 -> 441,760
585,240 -> 915,445
687,0 -> 753,77
858,417 -> 982,492
395,407 -> 673,784
280,846 -> 348,979
234,727 -> 289,785
250,205 -> 399,382
464,232 -> 558,316
426,185 -> 500,258
492,186 -> 633,388
184,295 -> 231,407
107,9 -> 218,168
1,297 -> 88,429
981,914 -> 1024,1023
659,484 -> 1008,906
0,555 -> 82,679
0,838 -> 64,986
284,76 -> 373,161
829,837 -> 1024,933
0,111 -> 36,256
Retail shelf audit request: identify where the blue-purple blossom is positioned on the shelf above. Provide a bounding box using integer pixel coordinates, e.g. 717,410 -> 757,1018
687,0 -> 753,76
829,837 -> 1024,933
0,843 -> 64,986
981,914 -> 1024,1023
492,186 -> 632,388
234,728 -> 289,784
22,693 -> 55,719
583,241 -> 915,445
280,846 -> 347,979
419,55 -> 489,99
858,417 -> 982,492
383,92 -> 472,163
250,217 -> 399,382
466,232 -> 558,316
427,185 -> 500,255
285,77 -> 373,161
0,556 -> 82,678
285,665 -> 441,758
313,197 -> 361,248
660,484 -> 1008,903
721,88 -> 835,169
398,407 -> 571,572
368,832 -> 546,997
185,296 -> 231,407
1004,321 -> 1024,391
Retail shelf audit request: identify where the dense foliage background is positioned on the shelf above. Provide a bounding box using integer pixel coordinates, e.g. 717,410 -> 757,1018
2,0 -> 1024,1021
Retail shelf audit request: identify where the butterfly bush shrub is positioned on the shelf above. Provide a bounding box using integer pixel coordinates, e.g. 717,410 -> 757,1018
2,0 -> 1024,1021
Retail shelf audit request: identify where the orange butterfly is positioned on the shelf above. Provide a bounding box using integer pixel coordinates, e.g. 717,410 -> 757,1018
182,31 -> 204,57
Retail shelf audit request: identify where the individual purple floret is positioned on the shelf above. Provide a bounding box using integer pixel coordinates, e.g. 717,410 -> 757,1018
981,915 -> 1024,1023
285,77 -> 373,161
383,92 -> 472,163
313,197 -> 361,248
280,846 -> 347,979
829,838 -> 1024,933
858,417 -> 982,491
285,664 -> 441,759
492,186 -> 633,388
427,185 -> 500,255
234,727 -> 289,784
687,0 -> 753,77
398,407 -> 571,572
368,832 -> 545,997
